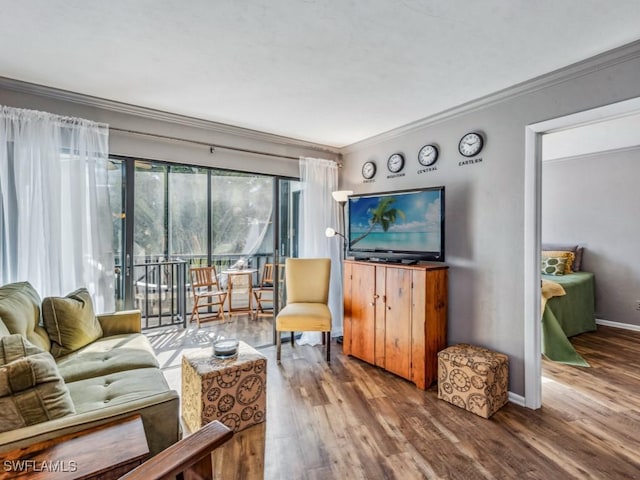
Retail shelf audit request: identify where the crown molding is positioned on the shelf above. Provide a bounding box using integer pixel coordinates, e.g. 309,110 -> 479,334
0,76 -> 341,156
342,39 -> 640,154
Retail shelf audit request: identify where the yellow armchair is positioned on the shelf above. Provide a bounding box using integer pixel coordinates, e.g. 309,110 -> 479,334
276,258 -> 332,362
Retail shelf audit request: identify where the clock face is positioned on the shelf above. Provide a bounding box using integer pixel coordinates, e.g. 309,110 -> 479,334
418,144 -> 439,166
387,153 -> 405,173
362,161 -> 377,179
237,374 -> 264,405
458,132 -> 484,157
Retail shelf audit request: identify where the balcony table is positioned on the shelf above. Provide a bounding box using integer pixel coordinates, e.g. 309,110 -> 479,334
221,269 -> 258,317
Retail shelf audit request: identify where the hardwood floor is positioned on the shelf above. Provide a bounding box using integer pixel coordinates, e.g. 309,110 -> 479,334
147,313 -> 274,368
159,325 -> 640,479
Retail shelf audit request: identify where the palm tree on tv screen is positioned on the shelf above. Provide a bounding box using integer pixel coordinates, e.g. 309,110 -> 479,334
350,197 -> 405,247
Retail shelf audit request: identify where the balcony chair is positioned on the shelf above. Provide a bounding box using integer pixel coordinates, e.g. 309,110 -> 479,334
253,263 -> 285,316
189,266 -> 228,327
276,258 -> 332,362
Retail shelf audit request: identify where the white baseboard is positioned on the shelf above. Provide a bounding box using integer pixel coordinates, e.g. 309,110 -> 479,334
508,391 -> 526,407
596,318 -> 640,332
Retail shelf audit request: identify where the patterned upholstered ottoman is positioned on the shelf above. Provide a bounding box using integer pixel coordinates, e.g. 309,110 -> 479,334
437,344 -> 508,418
181,341 -> 267,433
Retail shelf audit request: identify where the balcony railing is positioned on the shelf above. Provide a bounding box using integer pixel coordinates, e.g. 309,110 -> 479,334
133,259 -> 187,330
116,254 -> 276,330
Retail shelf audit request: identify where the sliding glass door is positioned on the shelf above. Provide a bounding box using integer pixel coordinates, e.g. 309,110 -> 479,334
275,178 -> 301,343
108,156 -> 299,345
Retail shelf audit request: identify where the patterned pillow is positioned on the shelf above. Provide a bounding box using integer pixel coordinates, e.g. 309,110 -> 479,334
542,244 -> 583,271
541,250 -> 574,274
541,256 -> 568,276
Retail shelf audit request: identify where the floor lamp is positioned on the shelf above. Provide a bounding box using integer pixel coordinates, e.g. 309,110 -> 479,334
326,190 -> 353,344
328,190 -> 353,259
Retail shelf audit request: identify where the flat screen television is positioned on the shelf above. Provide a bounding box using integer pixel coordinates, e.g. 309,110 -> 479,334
347,186 -> 445,263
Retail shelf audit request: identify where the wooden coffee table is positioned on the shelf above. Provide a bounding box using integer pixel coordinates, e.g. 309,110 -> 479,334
0,415 -> 149,480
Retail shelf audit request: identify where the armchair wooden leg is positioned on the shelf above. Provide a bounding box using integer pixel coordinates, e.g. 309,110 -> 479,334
291,332 -> 295,347
276,333 -> 281,362
327,331 -> 331,362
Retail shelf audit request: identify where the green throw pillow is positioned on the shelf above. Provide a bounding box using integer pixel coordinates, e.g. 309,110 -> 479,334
42,288 -> 103,358
0,345 -> 75,432
541,256 -> 567,276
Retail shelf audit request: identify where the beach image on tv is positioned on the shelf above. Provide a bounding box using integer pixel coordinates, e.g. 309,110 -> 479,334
349,190 -> 442,252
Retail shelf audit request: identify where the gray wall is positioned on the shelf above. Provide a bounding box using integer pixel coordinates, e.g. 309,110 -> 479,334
0,81 -> 340,177
341,42 -> 640,396
542,148 -> 640,327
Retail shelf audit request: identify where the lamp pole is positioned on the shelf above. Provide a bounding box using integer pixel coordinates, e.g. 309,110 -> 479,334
338,200 -> 347,260
329,190 -> 353,346
331,190 -> 353,260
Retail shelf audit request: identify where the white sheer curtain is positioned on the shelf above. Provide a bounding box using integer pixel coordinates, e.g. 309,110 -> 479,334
297,156 -> 343,344
0,106 -> 114,312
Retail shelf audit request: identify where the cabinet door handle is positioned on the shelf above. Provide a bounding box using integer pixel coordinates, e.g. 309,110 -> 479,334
387,306 -> 391,310
370,302 -> 375,306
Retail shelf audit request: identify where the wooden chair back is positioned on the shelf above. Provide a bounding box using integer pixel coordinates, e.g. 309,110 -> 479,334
260,263 -> 275,286
258,263 -> 285,287
189,266 -> 227,325
190,266 -> 222,291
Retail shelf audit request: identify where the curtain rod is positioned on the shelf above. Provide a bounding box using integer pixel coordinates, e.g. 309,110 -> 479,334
110,126 -> 342,165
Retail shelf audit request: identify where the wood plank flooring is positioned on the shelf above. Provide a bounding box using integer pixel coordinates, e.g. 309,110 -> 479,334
147,313 -> 274,368
163,325 -> 640,479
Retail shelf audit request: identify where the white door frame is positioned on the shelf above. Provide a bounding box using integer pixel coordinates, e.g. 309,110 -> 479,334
523,96 -> 640,409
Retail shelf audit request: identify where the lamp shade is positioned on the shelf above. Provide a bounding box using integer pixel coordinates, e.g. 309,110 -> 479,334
331,190 -> 353,203
325,227 -> 337,237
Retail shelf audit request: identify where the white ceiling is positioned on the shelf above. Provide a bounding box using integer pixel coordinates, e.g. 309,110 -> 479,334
2,1 -> 640,148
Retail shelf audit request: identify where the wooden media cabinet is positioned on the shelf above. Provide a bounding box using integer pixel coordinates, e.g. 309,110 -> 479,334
343,260 -> 448,389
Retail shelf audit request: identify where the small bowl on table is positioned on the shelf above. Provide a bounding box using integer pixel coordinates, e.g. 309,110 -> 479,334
213,338 -> 239,358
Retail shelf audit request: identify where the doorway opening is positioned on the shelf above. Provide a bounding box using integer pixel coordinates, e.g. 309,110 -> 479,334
523,96 -> 640,409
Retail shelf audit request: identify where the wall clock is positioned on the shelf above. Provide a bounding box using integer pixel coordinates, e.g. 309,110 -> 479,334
418,144 -> 439,166
387,153 -> 405,173
458,132 -> 484,157
362,161 -> 377,180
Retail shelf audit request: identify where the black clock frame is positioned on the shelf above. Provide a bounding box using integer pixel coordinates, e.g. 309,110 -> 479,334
418,144 -> 439,166
362,161 -> 377,179
387,153 -> 405,173
458,132 -> 484,158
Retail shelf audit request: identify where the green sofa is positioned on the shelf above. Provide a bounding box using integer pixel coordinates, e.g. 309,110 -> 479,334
0,281 -> 180,456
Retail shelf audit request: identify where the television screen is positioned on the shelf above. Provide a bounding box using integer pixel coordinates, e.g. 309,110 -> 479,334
347,186 -> 445,262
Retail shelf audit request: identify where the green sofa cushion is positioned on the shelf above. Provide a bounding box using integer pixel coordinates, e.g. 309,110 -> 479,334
56,333 -> 159,383
0,350 -> 75,432
0,282 -> 51,352
66,367 -> 171,414
42,288 -> 103,358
